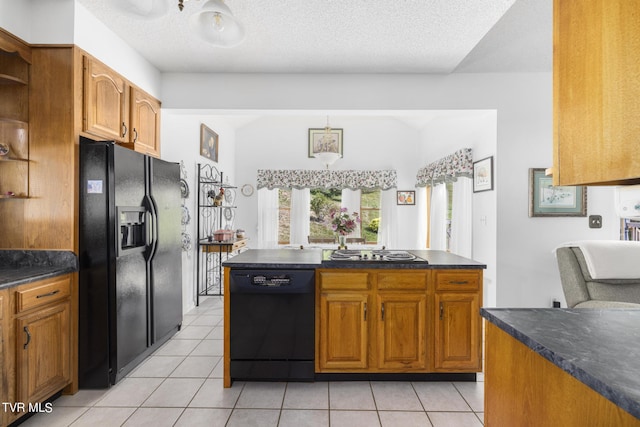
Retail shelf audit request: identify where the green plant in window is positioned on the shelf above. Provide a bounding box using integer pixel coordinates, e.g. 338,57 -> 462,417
367,218 -> 380,233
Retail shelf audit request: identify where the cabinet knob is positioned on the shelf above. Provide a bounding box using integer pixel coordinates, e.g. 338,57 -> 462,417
133,127 -> 138,142
121,122 -> 128,138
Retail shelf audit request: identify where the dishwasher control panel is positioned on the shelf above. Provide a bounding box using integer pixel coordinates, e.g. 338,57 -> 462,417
252,274 -> 291,287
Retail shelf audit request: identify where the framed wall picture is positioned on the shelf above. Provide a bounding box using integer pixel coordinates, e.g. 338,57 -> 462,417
308,128 -> 343,158
473,156 -> 494,192
529,168 -> 587,217
397,190 -> 415,205
200,124 -> 218,162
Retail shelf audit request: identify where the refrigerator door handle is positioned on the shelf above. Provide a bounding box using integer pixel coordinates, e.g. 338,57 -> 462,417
145,194 -> 160,261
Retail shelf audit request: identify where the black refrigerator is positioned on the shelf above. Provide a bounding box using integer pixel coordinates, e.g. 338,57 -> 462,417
78,137 -> 182,388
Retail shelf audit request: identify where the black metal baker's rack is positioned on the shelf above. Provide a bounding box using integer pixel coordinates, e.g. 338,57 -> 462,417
195,163 -> 238,305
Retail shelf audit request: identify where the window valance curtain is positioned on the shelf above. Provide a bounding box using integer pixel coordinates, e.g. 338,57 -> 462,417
257,169 -> 397,190
415,148 -> 473,187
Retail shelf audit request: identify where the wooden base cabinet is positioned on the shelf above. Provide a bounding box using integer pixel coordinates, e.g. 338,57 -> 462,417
434,270 -> 483,372
377,292 -> 427,370
316,270 -> 429,373
15,300 -> 70,404
434,293 -> 481,371
1,274 -> 72,426
317,268 -> 483,375
318,292 -> 369,370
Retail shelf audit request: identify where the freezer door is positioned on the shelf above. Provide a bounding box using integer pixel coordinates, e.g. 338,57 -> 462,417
148,157 -> 183,343
113,145 -> 150,379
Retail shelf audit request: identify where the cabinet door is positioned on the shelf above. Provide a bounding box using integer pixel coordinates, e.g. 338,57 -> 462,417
83,56 -> 127,141
318,293 -> 369,370
434,293 -> 481,371
15,301 -> 71,403
554,0 -> 640,185
130,87 -> 161,157
377,293 -> 427,370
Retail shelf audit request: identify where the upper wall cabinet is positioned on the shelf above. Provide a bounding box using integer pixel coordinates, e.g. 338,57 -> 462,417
130,87 -> 161,157
83,56 -> 161,157
553,0 -> 640,186
83,56 -> 127,142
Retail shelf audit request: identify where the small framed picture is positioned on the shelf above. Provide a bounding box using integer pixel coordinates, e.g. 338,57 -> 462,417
473,156 -> 494,192
308,128 -> 343,158
200,124 -> 218,162
529,168 -> 587,217
397,190 -> 415,205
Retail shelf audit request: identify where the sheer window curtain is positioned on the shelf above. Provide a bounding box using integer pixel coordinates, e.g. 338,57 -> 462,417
415,187 -> 428,249
450,177 -> 473,258
290,188 -> 310,245
429,183 -> 447,250
378,189 -> 398,248
341,189 -> 361,237
257,187 -> 279,248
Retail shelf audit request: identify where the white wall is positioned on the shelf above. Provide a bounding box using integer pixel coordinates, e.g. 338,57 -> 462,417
0,1 -> 162,98
419,112 -> 498,307
161,112 -> 237,312
161,72 -> 620,308
232,115 -> 421,247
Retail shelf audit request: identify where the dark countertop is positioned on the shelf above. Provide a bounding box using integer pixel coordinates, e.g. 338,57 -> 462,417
0,250 -> 78,290
222,248 -> 486,270
481,308 -> 640,420
222,249 -> 324,269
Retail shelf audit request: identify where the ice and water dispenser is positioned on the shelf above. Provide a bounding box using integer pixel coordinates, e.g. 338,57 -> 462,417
117,207 -> 147,255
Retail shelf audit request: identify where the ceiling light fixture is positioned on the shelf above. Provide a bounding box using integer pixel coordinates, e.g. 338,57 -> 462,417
113,0 -> 244,47
314,116 -> 341,169
189,0 -> 245,47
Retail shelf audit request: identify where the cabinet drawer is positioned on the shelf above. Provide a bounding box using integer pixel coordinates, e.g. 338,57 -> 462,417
434,271 -> 480,291
318,271 -> 370,291
377,271 -> 428,290
15,275 -> 71,313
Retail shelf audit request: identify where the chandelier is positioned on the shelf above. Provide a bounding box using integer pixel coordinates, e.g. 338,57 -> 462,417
314,117 -> 341,169
113,0 -> 245,48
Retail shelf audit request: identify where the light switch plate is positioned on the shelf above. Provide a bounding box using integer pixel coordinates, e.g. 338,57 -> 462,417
589,215 -> 602,229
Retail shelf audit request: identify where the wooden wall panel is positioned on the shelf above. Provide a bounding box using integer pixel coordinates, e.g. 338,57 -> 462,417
27,47 -> 79,250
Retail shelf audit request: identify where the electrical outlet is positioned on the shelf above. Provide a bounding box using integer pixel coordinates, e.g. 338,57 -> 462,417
589,215 -> 602,229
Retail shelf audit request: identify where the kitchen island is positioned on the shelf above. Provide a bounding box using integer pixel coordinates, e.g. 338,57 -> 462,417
482,308 -> 640,426
222,248 -> 486,387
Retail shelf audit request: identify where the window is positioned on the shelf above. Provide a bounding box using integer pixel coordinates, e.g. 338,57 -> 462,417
278,188 -> 381,245
278,189 -> 291,244
360,189 -> 381,243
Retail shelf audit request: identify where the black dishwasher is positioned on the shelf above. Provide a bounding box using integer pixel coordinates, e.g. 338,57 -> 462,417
229,269 -> 315,381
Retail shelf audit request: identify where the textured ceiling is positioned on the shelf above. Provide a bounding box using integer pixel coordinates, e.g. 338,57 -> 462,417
76,0 -> 552,74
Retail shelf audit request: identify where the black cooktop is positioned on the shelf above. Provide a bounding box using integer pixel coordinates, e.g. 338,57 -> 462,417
322,249 -> 428,263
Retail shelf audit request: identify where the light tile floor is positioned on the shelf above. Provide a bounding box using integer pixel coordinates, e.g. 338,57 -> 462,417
21,296 -> 484,426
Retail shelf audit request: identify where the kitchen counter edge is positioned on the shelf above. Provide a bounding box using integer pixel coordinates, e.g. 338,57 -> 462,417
0,250 -> 78,290
222,249 -> 486,269
481,307 -> 640,420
